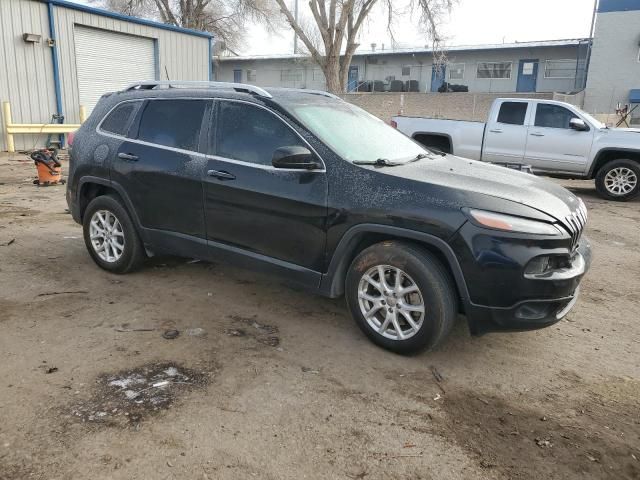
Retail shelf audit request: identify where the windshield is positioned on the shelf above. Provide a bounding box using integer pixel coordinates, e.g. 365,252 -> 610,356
286,101 -> 426,163
575,107 -> 606,129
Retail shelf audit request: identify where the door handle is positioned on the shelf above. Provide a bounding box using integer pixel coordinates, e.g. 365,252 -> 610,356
529,133 -> 545,137
489,129 -> 502,133
118,152 -> 139,161
207,169 -> 236,180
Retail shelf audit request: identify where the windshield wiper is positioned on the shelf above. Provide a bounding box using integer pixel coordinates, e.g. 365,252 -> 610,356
353,158 -> 400,167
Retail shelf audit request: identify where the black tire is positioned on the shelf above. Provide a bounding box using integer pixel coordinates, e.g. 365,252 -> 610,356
82,195 -> 145,274
595,159 -> 640,201
345,241 -> 457,354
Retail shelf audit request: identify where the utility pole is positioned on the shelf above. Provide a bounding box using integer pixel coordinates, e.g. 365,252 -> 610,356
293,0 -> 299,53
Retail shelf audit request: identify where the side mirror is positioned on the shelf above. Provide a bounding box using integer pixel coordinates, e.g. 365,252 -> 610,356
272,146 -> 321,170
569,118 -> 589,131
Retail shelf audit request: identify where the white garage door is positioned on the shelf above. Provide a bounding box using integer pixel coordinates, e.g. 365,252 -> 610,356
74,26 -> 155,112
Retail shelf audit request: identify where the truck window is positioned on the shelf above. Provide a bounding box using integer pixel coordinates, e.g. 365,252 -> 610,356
497,102 -> 528,125
534,104 -> 579,129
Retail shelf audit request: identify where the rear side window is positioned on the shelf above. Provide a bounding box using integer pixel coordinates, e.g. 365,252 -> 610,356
100,103 -> 136,136
137,100 -> 207,151
216,101 -> 304,166
497,102 -> 528,125
534,104 -> 579,129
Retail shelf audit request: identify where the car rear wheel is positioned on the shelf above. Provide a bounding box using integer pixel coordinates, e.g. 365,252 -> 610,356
82,195 -> 145,273
345,241 -> 457,354
595,159 -> 640,201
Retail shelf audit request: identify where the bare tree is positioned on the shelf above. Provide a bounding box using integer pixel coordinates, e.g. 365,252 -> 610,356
95,0 -> 279,52
273,0 -> 455,93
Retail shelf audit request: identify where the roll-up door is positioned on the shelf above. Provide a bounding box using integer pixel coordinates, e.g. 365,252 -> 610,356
74,26 -> 155,112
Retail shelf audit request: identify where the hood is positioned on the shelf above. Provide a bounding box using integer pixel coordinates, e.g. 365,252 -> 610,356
616,128 -> 640,134
378,154 -> 582,223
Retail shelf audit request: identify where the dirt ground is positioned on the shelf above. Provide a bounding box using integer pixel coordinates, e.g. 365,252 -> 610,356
1,153 -> 639,480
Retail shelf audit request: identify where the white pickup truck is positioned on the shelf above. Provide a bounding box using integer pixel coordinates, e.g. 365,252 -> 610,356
392,98 -> 640,201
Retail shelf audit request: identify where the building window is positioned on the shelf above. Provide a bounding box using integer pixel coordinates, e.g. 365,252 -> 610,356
477,62 -> 512,79
401,65 -> 411,76
246,69 -> 256,82
448,63 -> 465,80
281,69 -> 303,83
312,69 -> 325,82
544,60 -> 577,79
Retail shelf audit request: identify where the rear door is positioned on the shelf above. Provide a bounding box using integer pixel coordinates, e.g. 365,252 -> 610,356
109,98 -> 210,242
524,102 -> 595,173
203,99 -> 328,276
482,100 -> 531,165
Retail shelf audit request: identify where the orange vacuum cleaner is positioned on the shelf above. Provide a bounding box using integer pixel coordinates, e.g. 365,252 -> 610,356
30,149 -> 65,186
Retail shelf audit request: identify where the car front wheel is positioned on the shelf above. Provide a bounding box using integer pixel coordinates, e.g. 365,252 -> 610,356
345,241 -> 457,354
595,159 -> 640,201
82,195 -> 145,273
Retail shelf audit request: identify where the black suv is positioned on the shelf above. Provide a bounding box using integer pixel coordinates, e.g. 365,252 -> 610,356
67,81 -> 592,353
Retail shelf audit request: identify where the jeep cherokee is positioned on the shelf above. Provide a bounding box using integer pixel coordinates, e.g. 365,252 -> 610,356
66,81 -> 592,354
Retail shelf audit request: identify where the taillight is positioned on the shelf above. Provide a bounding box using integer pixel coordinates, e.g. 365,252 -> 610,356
390,120 -> 398,129
67,131 -> 76,147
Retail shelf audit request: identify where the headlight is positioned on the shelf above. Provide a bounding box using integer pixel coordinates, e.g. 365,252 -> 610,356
467,209 -> 562,236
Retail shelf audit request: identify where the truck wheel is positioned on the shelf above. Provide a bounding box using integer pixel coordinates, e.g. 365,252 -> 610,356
82,195 -> 145,273
595,159 -> 640,201
345,241 -> 457,354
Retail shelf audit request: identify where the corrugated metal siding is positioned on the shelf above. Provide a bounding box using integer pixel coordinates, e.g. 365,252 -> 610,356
53,5 -> 209,124
74,26 -> 155,111
0,0 -> 210,150
0,0 -> 57,151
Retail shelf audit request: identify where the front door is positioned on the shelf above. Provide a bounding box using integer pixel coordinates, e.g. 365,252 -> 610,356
203,100 -> 328,276
233,69 -> 242,83
524,102 -> 594,173
111,99 -> 210,240
430,64 -> 446,92
482,100 -> 530,165
516,59 -> 538,93
347,66 -> 359,92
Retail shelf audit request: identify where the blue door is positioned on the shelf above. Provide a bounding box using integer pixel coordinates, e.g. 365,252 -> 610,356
516,59 -> 538,92
347,66 -> 359,92
430,64 -> 446,92
233,69 -> 242,83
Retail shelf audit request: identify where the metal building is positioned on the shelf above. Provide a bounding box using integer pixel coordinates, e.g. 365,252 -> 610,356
583,0 -> 640,121
0,0 -> 213,151
216,39 -> 590,95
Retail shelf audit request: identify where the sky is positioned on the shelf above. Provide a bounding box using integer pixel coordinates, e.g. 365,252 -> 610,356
69,0 -> 597,56
242,0 -> 597,55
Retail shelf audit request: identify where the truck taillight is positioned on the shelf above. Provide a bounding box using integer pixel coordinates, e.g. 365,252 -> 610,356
67,131 -> 75,146
390,120 -> 398,129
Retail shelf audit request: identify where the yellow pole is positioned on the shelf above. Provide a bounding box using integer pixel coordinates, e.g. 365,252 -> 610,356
79,105 -> 87,123
2,101 -> 15,153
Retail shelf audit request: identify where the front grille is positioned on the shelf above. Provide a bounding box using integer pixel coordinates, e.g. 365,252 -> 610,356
562,202 -> 588,251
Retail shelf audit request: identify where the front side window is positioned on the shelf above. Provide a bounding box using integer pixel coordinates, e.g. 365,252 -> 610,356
137,99 -> 208,151
216,101 -> 305,166
497,102 -> 528,125
477,62 -> 512,79
534,104 -> 579,129
101,102 -> 137,136
285,100 -> 425,163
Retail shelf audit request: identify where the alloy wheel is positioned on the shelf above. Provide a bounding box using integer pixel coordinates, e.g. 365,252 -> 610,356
357,265 -> 425,340
89,210 -> 125,263
604,167 -> 638,196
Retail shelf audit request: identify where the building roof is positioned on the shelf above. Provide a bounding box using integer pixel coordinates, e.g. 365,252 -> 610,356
42,0 -> 213,38
218,38 -> 591,62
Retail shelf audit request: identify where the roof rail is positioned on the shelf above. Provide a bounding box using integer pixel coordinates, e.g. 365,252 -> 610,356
124,81 -> 272,98
286,88 -> 340,100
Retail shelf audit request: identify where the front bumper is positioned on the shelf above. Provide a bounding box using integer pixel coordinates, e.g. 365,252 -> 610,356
449,222 -> 592,334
